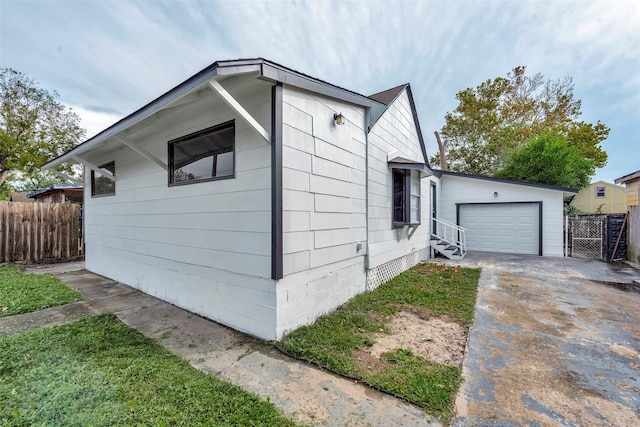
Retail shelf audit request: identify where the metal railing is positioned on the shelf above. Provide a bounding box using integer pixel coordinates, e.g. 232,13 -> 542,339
432,217 -> 467,257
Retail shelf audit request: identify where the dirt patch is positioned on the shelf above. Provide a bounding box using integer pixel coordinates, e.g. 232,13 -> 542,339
365,310 -> 468,368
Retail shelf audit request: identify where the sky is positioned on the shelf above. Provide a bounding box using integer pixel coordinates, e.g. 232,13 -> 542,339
1,0 -> 638,183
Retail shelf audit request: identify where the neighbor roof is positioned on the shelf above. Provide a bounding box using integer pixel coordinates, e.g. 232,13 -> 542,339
28,184 -> 83,201
614,169 -> 640,184
44,58 -> 389,169
9,192 -> 33,203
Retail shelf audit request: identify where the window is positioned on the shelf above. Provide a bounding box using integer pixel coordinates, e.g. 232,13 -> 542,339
169,121 -> 235,185
91,161 -> 115,197
595,186 -> 606,198
392,169 -> 420,227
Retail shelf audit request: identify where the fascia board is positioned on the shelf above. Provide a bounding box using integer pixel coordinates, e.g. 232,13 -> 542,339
261,62 -> 381,109
44,66 -> 222,168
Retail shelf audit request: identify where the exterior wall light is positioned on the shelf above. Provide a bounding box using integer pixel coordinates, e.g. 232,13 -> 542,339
494,191 -> 498,197
334,112 -> 345,125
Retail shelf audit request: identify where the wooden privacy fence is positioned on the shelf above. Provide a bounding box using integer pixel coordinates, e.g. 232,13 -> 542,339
0,202 -> 82,263
629,206 -> 640,265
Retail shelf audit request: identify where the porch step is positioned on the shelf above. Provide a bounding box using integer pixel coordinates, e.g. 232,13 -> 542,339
430,234 -> 465,260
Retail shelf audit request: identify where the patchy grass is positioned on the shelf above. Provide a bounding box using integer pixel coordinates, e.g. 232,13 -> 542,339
0,314 -> 296,426
0,265 -> 82,318
278,262 -> 480,420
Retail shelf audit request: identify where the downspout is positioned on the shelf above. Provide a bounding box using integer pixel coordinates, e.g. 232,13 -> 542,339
364,108 -> 371,284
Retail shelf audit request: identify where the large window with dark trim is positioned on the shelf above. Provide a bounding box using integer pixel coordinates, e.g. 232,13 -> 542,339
392,169 -> 420,227
91,161 -> 115,197
169,121 -> 235,185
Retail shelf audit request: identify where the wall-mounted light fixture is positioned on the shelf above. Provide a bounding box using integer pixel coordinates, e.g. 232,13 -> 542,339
494,191 -> 498,198
334,112 -> 345,126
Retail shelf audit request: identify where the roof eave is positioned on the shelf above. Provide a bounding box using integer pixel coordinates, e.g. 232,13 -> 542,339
44,58 -> 386,169
614,170 -> 640,184
435,170 -> 579,194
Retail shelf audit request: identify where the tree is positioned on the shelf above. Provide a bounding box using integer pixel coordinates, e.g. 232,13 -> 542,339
433,66 -> 609,175
494,134 -> 595,189
0,68 -> 84,187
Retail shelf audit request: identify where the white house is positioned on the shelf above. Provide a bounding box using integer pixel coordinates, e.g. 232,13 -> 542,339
44,58 -> 576,340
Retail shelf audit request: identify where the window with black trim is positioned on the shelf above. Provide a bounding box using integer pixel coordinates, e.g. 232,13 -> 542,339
595,186 -> 606,198
91,161 -> 115,197
169,121 -> 235,185
392,169 -> 420,227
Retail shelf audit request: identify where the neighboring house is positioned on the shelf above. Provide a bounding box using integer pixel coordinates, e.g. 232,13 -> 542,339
42,58 -> 575,340
28,184 -> 83,203
9,192 -> 33,202
614,170 -> 640,207
570,181 -> 627,213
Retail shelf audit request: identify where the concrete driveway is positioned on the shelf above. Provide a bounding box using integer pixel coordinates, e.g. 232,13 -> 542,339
451,253 -> 640,426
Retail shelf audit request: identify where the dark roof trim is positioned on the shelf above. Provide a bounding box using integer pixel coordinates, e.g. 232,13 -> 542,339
44,58 -> 386,169
614,169 -> 640,184
259,61 -> 384,109
405,85 -> 430,167
434,170 -> 579,193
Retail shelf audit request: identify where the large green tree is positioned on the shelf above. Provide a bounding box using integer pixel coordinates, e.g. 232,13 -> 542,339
433,66 -> 609,175
0,68 -> 84,187
494,134 -> 595,189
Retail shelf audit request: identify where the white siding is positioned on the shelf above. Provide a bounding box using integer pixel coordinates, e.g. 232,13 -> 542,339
439,174 -> 565,257
84,80 -> 277,339
277,86 -> 367,338
366,89 -> 432,269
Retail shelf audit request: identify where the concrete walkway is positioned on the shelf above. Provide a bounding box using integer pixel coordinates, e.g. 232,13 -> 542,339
1,262 -> 438,427
449,253 -> 640,427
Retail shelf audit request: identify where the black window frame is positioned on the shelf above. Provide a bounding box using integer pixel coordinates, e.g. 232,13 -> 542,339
90,161 -> 116,198
595,186 -> 606,198
168,120 -> 235,186
392,168 -> 420,228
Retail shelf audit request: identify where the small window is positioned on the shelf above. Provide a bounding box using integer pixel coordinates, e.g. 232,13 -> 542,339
91,161 -> 115,197
392,169 -> 420,228
595,186 -> 606,198
169,121 -> 235,185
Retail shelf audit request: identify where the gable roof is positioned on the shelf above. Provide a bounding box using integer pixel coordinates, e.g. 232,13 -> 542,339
369,84 -> 408,105
588,180 -> 625,190
367,83 -> 430,167
434,170 -> 579,196
44,58 -> 388,169
614,169 -> 640,184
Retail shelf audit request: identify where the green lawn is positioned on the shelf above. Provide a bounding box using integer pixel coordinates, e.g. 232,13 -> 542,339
0,314 -> 296,426
277,262 -> 481,421
0,265 -> 82,318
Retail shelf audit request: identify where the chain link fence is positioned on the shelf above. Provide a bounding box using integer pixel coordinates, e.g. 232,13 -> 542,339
566,215 -> 604,260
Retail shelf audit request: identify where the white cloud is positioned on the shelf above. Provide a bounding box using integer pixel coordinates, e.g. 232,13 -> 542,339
2,0 -> 637,182
71,106 -> 123,140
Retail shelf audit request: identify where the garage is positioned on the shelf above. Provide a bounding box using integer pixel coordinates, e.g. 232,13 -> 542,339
458,202 -> 541,255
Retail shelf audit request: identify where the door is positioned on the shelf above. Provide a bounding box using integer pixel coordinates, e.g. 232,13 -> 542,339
431,181 -> 437,234
459,203 -> 541,255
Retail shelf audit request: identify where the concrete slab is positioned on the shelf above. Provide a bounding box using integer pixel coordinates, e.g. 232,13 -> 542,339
0,301 -> 93,337
118,301 -> 436,427
24,260 -> 85,275
4,264 -> 439,426
447,252 -> 640,426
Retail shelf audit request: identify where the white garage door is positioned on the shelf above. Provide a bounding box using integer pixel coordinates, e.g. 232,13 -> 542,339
459,203 -> 540,255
